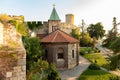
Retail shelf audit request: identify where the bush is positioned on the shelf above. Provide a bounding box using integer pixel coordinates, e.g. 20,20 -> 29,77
109,54 -> 120,70
48,64 -> 61,80
88,63 -> 100,70
80,50 -> 86,55
92,48 -> 100,53
80,47 -> 93,55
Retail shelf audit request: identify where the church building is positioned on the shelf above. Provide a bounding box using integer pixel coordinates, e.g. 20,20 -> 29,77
29,6 -> 80,69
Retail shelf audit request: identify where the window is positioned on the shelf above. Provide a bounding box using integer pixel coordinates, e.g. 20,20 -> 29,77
57,48 -> 64,59
52,26 -> 58,31
72,50 -> 74,58
58,53 -> 64,59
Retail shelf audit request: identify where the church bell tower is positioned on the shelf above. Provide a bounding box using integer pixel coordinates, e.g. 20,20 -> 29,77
48,4 -> 61,33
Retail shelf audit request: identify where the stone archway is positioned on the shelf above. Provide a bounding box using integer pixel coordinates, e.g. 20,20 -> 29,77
56,48 -> 65,68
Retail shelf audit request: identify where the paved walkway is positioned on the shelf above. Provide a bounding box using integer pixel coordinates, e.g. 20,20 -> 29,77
59,56 -> 91,80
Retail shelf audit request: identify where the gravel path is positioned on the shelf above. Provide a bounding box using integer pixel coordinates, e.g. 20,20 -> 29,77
59,56 -> 91,80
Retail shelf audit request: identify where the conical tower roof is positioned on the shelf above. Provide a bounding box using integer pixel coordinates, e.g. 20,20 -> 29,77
49,5 -> 60,20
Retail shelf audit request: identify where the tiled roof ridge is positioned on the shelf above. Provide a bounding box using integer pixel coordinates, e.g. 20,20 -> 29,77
57,30 -> 68,42
51,31 -> 59,42
41,29 -> 79,43
58,29 -> 79,42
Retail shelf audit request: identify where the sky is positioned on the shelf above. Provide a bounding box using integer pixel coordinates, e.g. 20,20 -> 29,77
1,0 -> 120,32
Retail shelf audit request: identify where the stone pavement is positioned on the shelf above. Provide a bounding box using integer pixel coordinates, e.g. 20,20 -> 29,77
59,56 -> 91,80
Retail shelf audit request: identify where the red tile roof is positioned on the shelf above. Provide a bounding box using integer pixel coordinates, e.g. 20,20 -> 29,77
41,29 -> 79,43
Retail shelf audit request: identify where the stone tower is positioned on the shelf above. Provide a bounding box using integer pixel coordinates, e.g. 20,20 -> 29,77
66,14 -> 74,25
48,5 -> 61,33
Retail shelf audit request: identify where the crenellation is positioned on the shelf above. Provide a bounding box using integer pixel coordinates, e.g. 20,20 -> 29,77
26,21 -> 48,26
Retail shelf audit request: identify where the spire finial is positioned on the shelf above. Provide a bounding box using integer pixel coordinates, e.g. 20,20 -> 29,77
53,4 -> 55,8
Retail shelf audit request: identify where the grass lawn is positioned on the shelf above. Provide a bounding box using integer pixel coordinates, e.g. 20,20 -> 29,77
78,69 -> 118,80
83,53 -> 110,69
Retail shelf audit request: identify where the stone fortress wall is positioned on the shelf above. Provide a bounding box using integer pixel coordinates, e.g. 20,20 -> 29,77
0,21 -> 26,80
25,14 -> 78,35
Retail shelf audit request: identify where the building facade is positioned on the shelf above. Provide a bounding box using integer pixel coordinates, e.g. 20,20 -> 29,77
26,6 -> 80,69
41,30 -> 79,69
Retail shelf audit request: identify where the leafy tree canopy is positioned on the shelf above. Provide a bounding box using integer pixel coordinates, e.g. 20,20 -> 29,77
71,27 -> 80,40
27,21 -> 43,30
87,22 -> 105,40
103,17 -> 118,48
80,32 -> 93,47
109,37 -> 120,54
22,37 -> 44,71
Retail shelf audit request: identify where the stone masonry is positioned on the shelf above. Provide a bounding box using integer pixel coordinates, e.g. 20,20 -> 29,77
0,48 -> 26,80
0,21 -> 26,80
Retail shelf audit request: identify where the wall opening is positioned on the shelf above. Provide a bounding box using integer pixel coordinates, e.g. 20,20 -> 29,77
57,48 -> 64,59
72,50 -> 74,58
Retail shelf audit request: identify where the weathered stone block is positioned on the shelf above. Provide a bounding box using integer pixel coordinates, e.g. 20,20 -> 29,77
18,59 -> 26,66
13,66 -> 21,71
6,71 -> 12,78
11,77 -> 18,80
21,65 -> 26,71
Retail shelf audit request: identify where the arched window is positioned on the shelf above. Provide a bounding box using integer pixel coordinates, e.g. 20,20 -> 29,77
57,48 -> 64,59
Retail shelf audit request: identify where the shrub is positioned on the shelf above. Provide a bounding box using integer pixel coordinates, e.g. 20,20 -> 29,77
48,64 -> 61,80
92,48 -> 99,53
80,50 -> 86,55
109,54 -> 120,70
80,47 -> 93,55
88,63 -> 100,70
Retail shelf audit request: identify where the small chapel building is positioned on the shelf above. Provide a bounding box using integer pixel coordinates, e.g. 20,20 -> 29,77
37,6 -> 80,69
41,29 -> 79,69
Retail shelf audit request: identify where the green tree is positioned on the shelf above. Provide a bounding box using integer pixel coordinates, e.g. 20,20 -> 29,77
27,21 -> 43,30
81,19 -> 86,39
22,37 -> 44,71
109,37 -> 120,54
102,17 -> 119,48
27,60 -> 49,80
80,32 -> 93,47
109,54 -> 120,70
87,22 -> 105,40
109,37 -> 120,70
71,27 -> 80,40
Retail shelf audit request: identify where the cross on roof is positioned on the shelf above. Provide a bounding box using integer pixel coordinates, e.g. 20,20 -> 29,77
53,4 -> 55,8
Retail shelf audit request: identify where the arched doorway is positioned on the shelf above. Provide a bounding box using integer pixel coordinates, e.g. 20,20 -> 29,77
56,48 -> 65,68
57,48 -> 64,59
